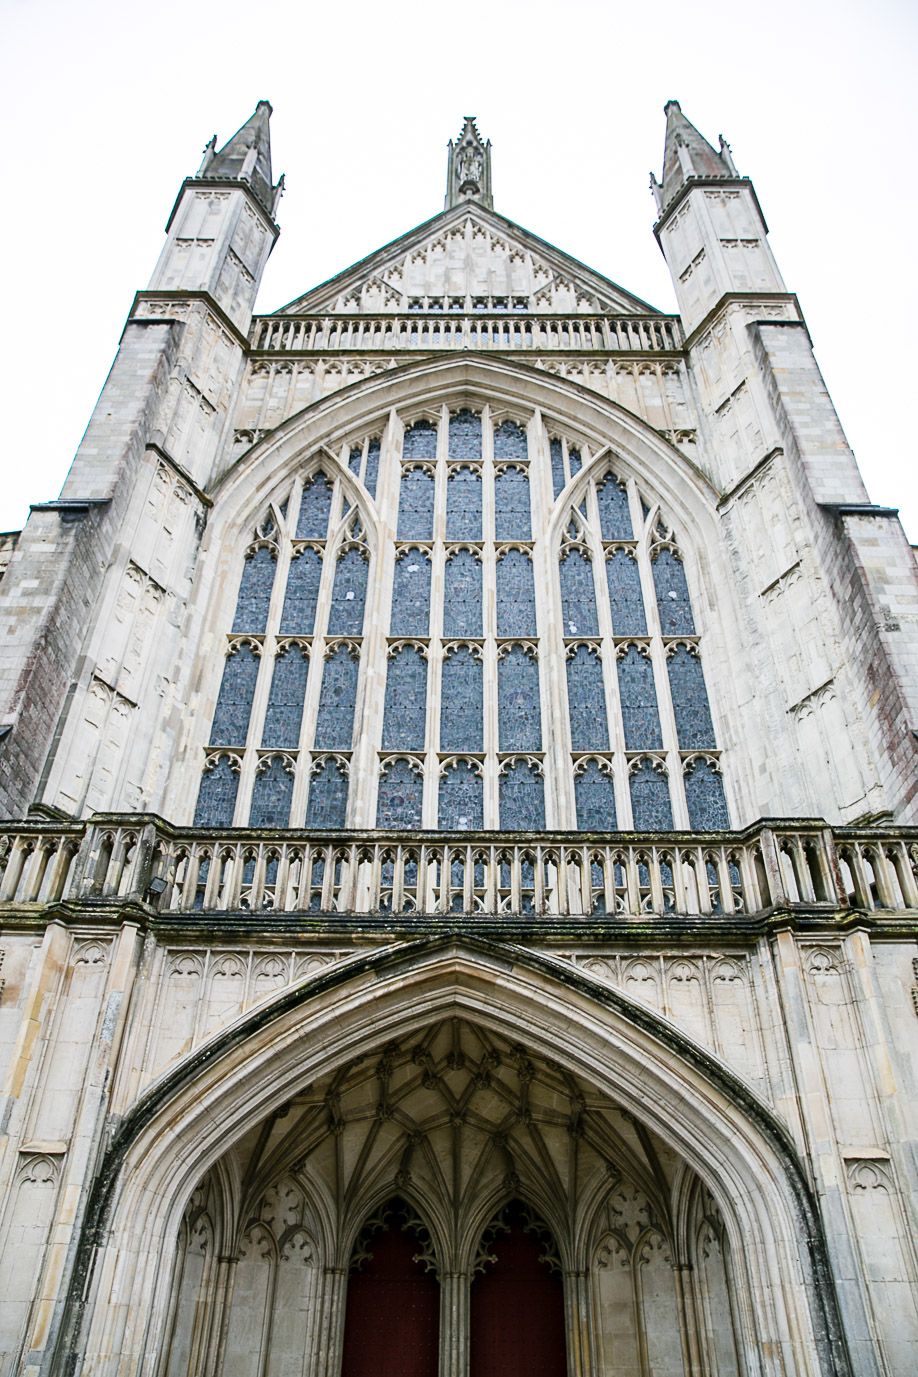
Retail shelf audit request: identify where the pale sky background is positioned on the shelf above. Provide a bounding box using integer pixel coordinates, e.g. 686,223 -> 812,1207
2,0 -> 916,538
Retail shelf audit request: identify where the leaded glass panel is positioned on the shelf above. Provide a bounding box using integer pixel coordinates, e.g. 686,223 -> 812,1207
403,420 -> 437,459
496,549 -> 536,637
306,759 -> 349,827
560,549 -> 599,636
194,756 -> 239,827
327,548 -> 368,635
390,548 -> 431,636
382,647 -> 427,750
210,645 -> 260,746
449,408 -> 481,458
494,420 -> 528,460
446,466 -> 482,540
667,646 -> 716,748
498,646 -> 541,751
495,466 -> 530,540
566,646 -> 608,750
550,438 -> 565,498
364,439 -> 381,497
606,549 -> 647,635
249,756 -> 294,827
313,645 -> 359,749
279,548 -> 322,634
499,760 -> 545,829
438,761 -> 483,829
296,474 -> 333,539
440,647 -> 483,751
398,467 -> 435,539
653,549 -> 695,635
443,551 -> 482,637
575,760 -> 617,830
232,548 -> 276,633
261,645 -> 308,748
617,646 -> 662,750
377,759 -> 423,828
597,474 -> 633,540
629,760 -> 673,829
684,759 -> 729,829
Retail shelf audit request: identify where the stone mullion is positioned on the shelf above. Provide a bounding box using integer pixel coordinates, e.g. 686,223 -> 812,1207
637,500 -> 689,829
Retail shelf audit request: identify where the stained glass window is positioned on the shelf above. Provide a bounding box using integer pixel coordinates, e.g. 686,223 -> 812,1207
560,549 -> 599,636
494,420 -> 528,461
498,646 -> 541,751
653,549 -> 695,635
566,645 -> 608,751
382,646 -> 428,750
296,474 -> 333,539
210,645 -> 260,746
232,548 -> 276,633
499,760 -> 545,829
314,645 -> 359,750
261,644 -> 308,748
617,646 -> 662,750
327,548 -> 368,636
596,474 -> 633,540
364,439 -> 381,497
550,438 -> 565,498
306,758 -> 349,828
279,548 -> 322,634
496,549 -> 536,637
446,466 -> 482,540
398,467 -> 435,539
684,758 -> 729,829
438,760 -> 483,829
495,466 -> 530,540
440,646 -> 483,752
377,758 -> 423,828
443,550 -> 482,637
667,646 -> 716,748
390,548 -> 431,636
403,419 -> 438,459
606,549 -> 647,636
629,759 -> 673,829
449,408 -> 482,458
575,760 -> 617,830
249,755 -> 294,828
194,755 -> 239,827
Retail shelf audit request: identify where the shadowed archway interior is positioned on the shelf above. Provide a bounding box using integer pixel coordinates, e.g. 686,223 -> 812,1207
159,1018 -> 742,1377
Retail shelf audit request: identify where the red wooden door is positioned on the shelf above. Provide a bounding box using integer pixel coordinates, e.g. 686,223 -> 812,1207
340,1215 -> 439,1377
470,1203 -> 567,1377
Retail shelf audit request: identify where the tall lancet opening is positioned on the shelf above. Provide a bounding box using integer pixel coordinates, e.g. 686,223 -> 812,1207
446,116 -> 493,209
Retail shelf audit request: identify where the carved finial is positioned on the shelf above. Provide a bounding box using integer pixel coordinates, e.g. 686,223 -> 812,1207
197,135 -> 217,177
446,116 -> 493,210
718,134 -> 738,175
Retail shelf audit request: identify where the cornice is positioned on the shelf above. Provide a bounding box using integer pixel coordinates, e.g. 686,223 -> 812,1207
652,175 -> 770,238
163,176 -> 280,237
127,290 -> 252,352
681,293 -> 806,352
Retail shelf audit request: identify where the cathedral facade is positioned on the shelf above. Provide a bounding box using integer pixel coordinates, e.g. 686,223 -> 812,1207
0,102 -> 916,1377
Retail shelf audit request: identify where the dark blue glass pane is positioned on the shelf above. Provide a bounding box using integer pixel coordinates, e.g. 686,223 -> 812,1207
630,760 -> 673,829
390,549 -> 431,636
443,551 -> 482,637
440,647 -> 483,751
667,647 -> 716,748
560,550 -> 599,636
449,409 -> 481,458
194,756 -> 239,826
597,474 -> 633,540
327,549 -> 368,635
305,759 -> 349,827
261,646 -> 309,748
210,646 -> 260,746
296,474 -> 333,539
403,419 -> 438,459
617,646 -> 662,749
653,550 -> 695,635
398,468 -> 435,539
438,762 -> 483,829
279,548 -> 322,634
313,646 -> 359,749
377,759 -> 423,828
382,647 -> 427,750
249,756 -> 294,827
606,550 -> 647,636
685,760 -> 729,829
496,550 -> 536,637
232,548 -> 276,633
499,761 -> 545,830
494,421 -> 528,460
495,466 -> 531,540
446,466 -> 482,540
550,439 -> 565,498
364,439 -> 381,498
575,761 -> 617,830
348,446 -> 362,476
568,447 -> 582,477
566,646 -> 609,750
498,647 -> 541,751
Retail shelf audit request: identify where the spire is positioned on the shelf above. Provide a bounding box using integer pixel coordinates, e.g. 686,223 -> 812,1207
651,100 -> 735,214
204,100 -> 277,215
446,117 -> 493,210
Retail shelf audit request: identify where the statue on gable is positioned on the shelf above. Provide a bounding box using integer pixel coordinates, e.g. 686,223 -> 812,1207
458,143 -> 483,189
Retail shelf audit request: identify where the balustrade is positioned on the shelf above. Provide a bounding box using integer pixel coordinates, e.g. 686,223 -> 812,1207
1,817 -> 916,920
249,314 -> 683,355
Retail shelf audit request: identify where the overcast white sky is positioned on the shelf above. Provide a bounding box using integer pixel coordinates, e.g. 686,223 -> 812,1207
3,0 -> 916,537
